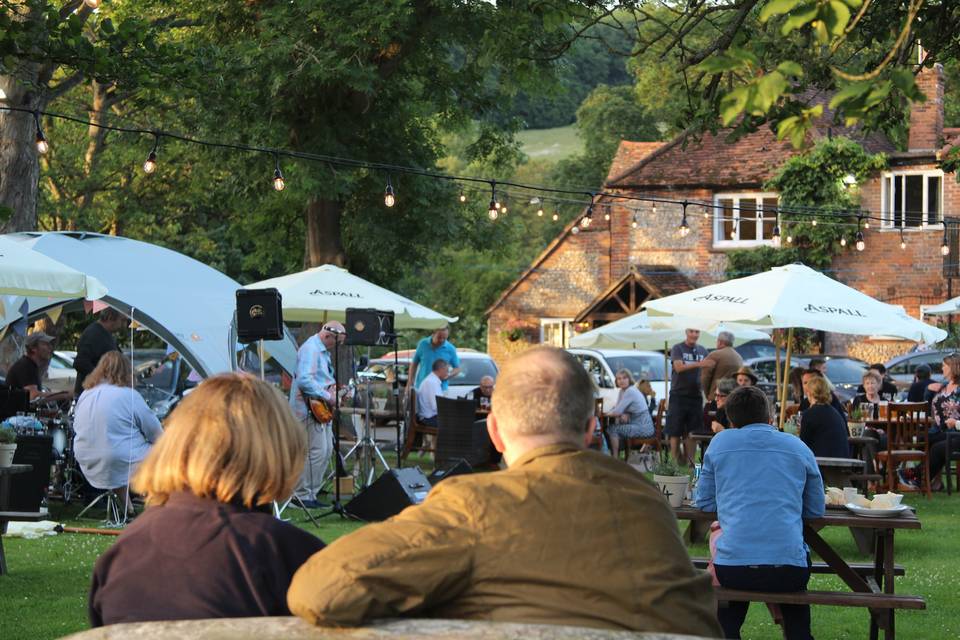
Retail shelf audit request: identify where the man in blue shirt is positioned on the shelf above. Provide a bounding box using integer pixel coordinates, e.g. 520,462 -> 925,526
289,321 -> 346,508
694,385 -> 824,640
407,326 -> 461,394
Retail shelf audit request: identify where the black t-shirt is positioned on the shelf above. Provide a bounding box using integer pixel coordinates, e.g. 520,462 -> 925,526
5,355 -> 40,391
670,341 -> 708,397
74,322 -> 119,395
471,386 -> 492,409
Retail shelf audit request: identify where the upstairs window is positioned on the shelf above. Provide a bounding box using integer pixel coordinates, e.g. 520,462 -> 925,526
881,171 -> 942,228
713,193 -> 779,248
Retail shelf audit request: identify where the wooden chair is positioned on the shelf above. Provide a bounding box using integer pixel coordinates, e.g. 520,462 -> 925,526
943,431 -> 960,495
400,390 -> 438,461
622,398 -> 666,462
589,398 -> 607,450
875,402 -> 932,498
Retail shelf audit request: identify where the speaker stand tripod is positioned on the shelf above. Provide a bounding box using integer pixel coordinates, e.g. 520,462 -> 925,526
343,375 -> 391,489
318,340 -> 357,521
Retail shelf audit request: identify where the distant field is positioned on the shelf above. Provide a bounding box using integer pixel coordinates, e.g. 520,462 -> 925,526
517,124 -> 582,160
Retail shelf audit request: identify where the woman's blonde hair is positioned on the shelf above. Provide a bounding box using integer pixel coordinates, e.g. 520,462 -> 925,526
807,375 -> 832,405
83,351 -> 132,390
133,373 -> 306,508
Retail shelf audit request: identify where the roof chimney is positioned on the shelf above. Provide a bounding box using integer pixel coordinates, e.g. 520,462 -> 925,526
908,61 -> 944,152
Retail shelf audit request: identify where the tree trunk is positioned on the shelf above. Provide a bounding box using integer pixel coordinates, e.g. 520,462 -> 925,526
0,71 -> 45,232
77,80 -> 112,211
303,196 -> 347,268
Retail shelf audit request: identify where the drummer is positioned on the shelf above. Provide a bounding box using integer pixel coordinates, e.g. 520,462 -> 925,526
5,332 -> 72,403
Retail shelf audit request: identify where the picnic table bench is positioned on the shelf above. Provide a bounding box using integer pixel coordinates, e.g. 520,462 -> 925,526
676,506 -> 925,639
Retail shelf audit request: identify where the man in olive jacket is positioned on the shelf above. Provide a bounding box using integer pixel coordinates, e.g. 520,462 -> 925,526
288,346 -> 720,637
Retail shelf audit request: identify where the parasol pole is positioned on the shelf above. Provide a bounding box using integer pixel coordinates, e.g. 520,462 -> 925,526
778,327 -> 794,430
664,340 -> 669,401
774,329 -> 781,393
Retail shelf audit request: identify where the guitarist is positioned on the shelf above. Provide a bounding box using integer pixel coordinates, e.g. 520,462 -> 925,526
288,321 -> 346,509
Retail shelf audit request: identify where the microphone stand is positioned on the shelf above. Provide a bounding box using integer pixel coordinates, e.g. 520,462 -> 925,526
319,340 -> 352,520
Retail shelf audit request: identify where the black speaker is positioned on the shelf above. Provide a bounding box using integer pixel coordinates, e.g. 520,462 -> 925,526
427,458 -> 472,485
0,387 -> 29,421
9,435 -> 52,512
345,308 -> 395,346
236,288 -> 283,343
344,467 -> 431,521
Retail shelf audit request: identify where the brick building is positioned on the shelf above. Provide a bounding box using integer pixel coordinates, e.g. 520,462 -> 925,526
486,65 -> 957,364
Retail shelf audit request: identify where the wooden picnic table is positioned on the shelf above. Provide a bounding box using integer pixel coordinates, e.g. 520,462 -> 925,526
675,506 -> 923,639
816,456 -> 866,487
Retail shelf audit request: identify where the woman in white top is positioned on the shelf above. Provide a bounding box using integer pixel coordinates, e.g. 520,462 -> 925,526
74,352 -> 163,492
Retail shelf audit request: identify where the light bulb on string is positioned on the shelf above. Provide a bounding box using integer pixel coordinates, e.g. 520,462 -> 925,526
786,234 -> 793,244
941,231 -> 950,256
631,213 -> 638,229
487,200 -> 499,220
272,154 -> 285,192
84,0 -> 101,8
811,219 -> 818,227
864,220 -> 870,229
652,203 -> 657,215
500,198 -> 508,215
552,210 -> 559,222
855,231 -> 865,252
142,133 -> 160,175
900,229 -> 907,250
458,189 -> 466,203
678,202 -> 690,238
487,181 -> 498,220
33,111 -> 48,155
384,176 -> 395,207
772,225 -> 782,248
840,236 -> 847,247
571,225 -> 580,235
580,194 -> 595,229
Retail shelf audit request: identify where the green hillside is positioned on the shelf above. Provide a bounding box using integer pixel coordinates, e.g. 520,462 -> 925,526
517,125 -> 582,161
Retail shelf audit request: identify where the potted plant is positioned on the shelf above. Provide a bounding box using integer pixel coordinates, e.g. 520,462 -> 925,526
0,426 -> 17,468
652,459 -> 690,508
500,318 -> 532,343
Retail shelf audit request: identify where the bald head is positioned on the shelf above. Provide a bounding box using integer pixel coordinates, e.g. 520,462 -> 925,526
491,347 -> 595,442
319,321 -> 346,350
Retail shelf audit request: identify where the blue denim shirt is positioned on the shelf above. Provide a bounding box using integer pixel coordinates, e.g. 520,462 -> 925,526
694,423 -> 825,567
288,334 -> 334,422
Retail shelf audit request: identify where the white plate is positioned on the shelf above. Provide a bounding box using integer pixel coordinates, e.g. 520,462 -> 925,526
845,503 -> 911,518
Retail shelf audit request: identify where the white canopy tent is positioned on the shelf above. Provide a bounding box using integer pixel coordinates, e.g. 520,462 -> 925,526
569,310 -> 770,350
3,232 -> 298,378
247,264 -> 457,329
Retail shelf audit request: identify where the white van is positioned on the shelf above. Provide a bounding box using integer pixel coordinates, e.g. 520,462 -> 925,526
566,348 -> 671,413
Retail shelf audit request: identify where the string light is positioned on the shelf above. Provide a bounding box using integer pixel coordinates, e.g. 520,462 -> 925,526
142,134 -> 159,175
840,236 -> 847,247
786,234 -> 793,244
458,189 -> 466,203
772,225 -> 782,248
384,176 -> 395,207
855,215 -> 865,251
33,111 -> 48,155
603,205 -> 610,222
631,213 -> 638,229
272,154 -> 285,191
571,225 -> 580,235
84,0 -> 101,7
500,197 -> 508,215
537,206 -> 544,217
678,201 -> 690,238
900,228 -> 907,250
811,219 -> 818,227
580,194 -> 595,229
941,228 -> 950,256
552,209 -> 559,222
487,181 -> 498,220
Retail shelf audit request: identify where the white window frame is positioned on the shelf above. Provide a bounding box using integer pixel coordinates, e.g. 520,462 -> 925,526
539,318 -> 573,348
712,192 -> 780,249
879,170 -> 944,229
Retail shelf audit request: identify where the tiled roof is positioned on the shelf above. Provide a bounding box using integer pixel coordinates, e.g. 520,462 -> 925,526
605,142 -> 665,184
638,264 -> 695,297
607,97 -> 897,189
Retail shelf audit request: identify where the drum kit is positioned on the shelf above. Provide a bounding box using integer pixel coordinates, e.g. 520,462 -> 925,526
11,397 -> 87,504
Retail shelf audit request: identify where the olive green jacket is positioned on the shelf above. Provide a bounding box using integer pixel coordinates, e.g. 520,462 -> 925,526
288,444 -> 721,637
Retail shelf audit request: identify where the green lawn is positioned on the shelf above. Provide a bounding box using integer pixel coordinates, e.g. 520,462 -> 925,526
2,474 -> 958,639
517,124 -> 582,161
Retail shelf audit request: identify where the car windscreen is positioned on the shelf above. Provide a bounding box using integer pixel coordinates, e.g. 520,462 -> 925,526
605,355 -> 671,382
448,358 -> 498,387
826,359 -> 868,384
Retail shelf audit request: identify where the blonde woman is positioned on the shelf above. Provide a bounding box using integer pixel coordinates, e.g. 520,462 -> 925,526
89,374 -> 325,626
73,352 -> 163,497
799,375 -> 850,458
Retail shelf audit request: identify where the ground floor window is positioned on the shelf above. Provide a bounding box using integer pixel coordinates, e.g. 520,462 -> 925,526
540,318 -> 573,347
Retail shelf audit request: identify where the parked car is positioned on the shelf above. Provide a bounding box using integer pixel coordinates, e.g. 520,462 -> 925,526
744,355 -> 868,403
733,340 -> 782,361
566,348 -> 671,413
128,349 -> 195,419
885,349 -> 953,392
42,350 -> 77,394
360,349 -> 499,400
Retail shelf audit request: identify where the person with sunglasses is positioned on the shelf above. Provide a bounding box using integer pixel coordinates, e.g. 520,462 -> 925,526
288,321 -> 346,508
